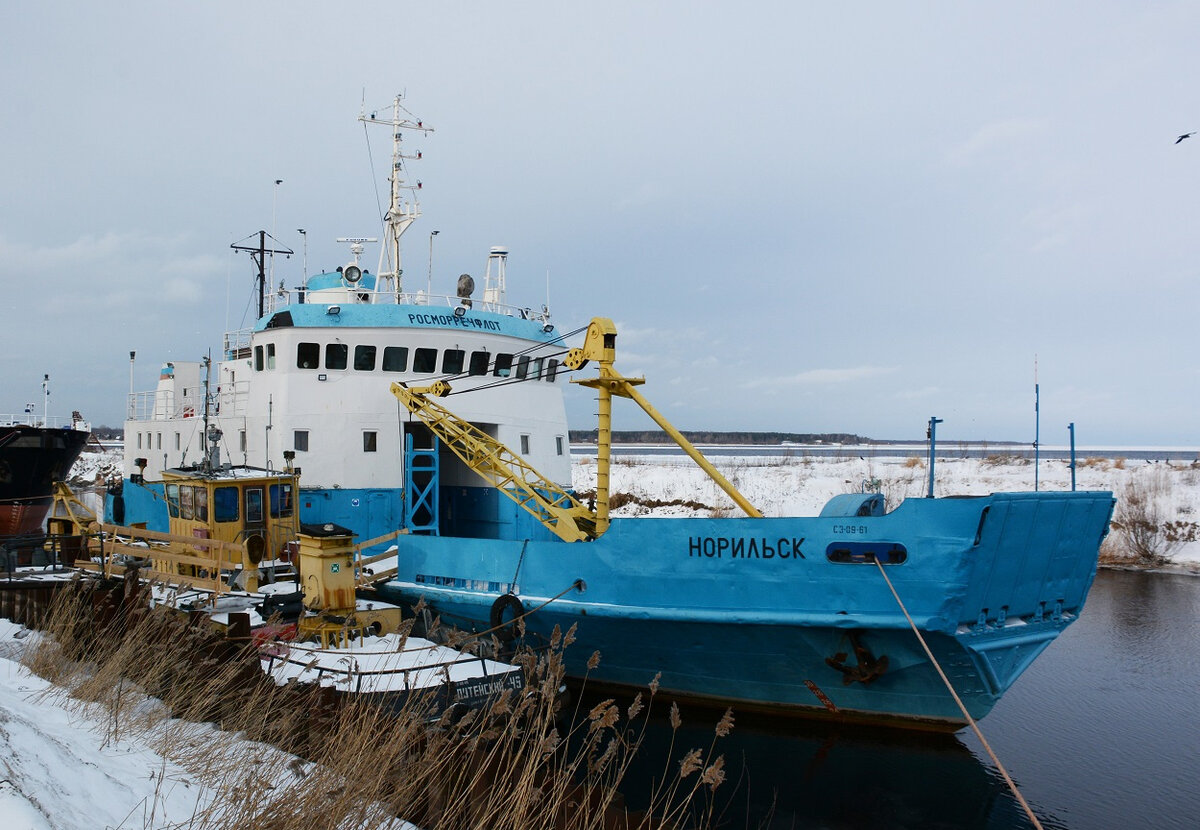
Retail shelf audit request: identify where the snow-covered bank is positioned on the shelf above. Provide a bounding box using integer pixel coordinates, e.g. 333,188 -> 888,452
0,619 -> 416,830
0,621 -> 220,828
570,451 -> 1200,571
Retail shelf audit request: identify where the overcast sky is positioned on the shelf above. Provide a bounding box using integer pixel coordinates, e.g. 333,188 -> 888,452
3,1 -> 1198,445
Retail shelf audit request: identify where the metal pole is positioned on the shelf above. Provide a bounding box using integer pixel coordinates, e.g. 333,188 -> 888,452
297,229 -> 307,284
1034,379 -> 1040,492
427,230 -> 439,297
42,374 -> 49,427
270,179 -> 282,283
128,351 -> 136,419
1068,422 -> 1076,492
927,416 -> 943,498
257,231 -> 266,318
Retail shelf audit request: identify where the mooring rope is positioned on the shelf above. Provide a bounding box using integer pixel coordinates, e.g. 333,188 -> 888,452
873,559 -> 1045,830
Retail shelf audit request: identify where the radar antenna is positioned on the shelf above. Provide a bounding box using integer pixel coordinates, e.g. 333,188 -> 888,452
359,94 -> 433,297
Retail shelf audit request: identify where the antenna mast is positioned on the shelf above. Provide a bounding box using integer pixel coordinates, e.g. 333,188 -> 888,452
231,231 -> 293,319
359,94 -> 433,296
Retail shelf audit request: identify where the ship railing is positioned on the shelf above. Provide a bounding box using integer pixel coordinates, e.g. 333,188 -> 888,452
126,382 -> 249,422
0,413 -> 90,431
261,643 -> 517,696
259,287 -> 553,324
224,327 -> 253,359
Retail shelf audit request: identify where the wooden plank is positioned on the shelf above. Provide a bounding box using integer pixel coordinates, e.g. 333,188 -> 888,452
105,543 -> 240,571
100,524 -> 245,556
353,529 -> 402,556
358,566 -> 398,587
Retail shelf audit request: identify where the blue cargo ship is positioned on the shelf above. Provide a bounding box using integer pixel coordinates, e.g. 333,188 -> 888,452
111,95 -> 1114,730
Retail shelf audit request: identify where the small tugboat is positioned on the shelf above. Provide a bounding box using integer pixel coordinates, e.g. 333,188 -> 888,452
87,405 -> 521,715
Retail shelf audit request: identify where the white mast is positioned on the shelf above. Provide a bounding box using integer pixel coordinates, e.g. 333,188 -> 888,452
359,95 -> 432,297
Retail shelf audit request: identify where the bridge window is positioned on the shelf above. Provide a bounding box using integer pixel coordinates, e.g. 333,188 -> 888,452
325,343 -> 348,370
270,483 -> 293,517
363,431 -> 378,452
494,353 -> 513,378
239,431 -> 245,452
468,351 -> 490,376
443,349 -> 465,374
530,358 -> 543,379
175,433 -> 181,451
255,345 -> 264,371
520,434 -> 530,454
557,436 -> 565,456
214,486 -> 239,523
413,348 -> 438,373
294,430 -> 309,452
246,488 -> 264,524
297,342 -> 320,369
267,343 -> 276,369
516,356 -> 530,379
179,485 -> 194,520
382,346 -> 408,372
166,483 -> 180,518
546,359 -> 559,382
354,345 -> 376,371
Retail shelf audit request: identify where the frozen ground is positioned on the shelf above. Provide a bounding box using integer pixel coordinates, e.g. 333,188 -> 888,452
0,619 -> 414,830
0,620 -> 222,829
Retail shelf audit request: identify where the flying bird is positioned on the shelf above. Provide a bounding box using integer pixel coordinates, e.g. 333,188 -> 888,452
1175,131 -> 1196,144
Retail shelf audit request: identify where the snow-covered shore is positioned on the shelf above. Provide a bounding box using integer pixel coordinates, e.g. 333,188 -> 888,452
572,450 -> 1200,571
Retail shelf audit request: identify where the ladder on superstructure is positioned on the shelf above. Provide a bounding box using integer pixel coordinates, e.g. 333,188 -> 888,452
390,381 -> 598,543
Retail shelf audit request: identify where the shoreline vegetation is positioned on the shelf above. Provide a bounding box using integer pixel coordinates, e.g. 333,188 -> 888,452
12,578 -> 732,830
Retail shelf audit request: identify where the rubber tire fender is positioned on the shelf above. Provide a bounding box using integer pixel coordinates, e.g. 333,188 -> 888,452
489,593 -> 525,633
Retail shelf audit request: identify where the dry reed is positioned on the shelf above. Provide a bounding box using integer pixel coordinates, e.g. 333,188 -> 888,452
21,572 -> 730,830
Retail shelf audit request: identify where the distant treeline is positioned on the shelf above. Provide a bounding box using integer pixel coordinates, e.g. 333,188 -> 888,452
568,430 -> 873,445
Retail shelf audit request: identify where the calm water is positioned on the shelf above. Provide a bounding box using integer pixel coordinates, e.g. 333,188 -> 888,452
606,570 -> 1200,829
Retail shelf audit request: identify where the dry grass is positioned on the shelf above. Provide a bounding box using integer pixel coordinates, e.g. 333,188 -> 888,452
1104,468 -> 1192,567
23,574 -> 730,830
981,454 -> 1029,468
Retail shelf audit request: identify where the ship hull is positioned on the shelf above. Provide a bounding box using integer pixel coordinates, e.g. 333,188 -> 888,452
0,425 -> 89,538
378,490 -> 1114,730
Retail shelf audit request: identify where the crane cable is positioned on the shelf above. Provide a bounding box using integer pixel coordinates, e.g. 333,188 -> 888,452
873,558 -> 1044,830
414,323 -> 590,397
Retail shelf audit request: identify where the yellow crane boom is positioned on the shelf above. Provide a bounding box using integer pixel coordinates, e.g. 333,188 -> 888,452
564,317 -> 763,535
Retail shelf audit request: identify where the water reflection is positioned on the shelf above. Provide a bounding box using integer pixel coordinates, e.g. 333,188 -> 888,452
577,697 -> 1033,829
577,571 -> 1200,829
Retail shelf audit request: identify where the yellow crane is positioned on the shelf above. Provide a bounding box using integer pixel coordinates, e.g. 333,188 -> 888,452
389,317 -> 761,543
564,317 -> 762,535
